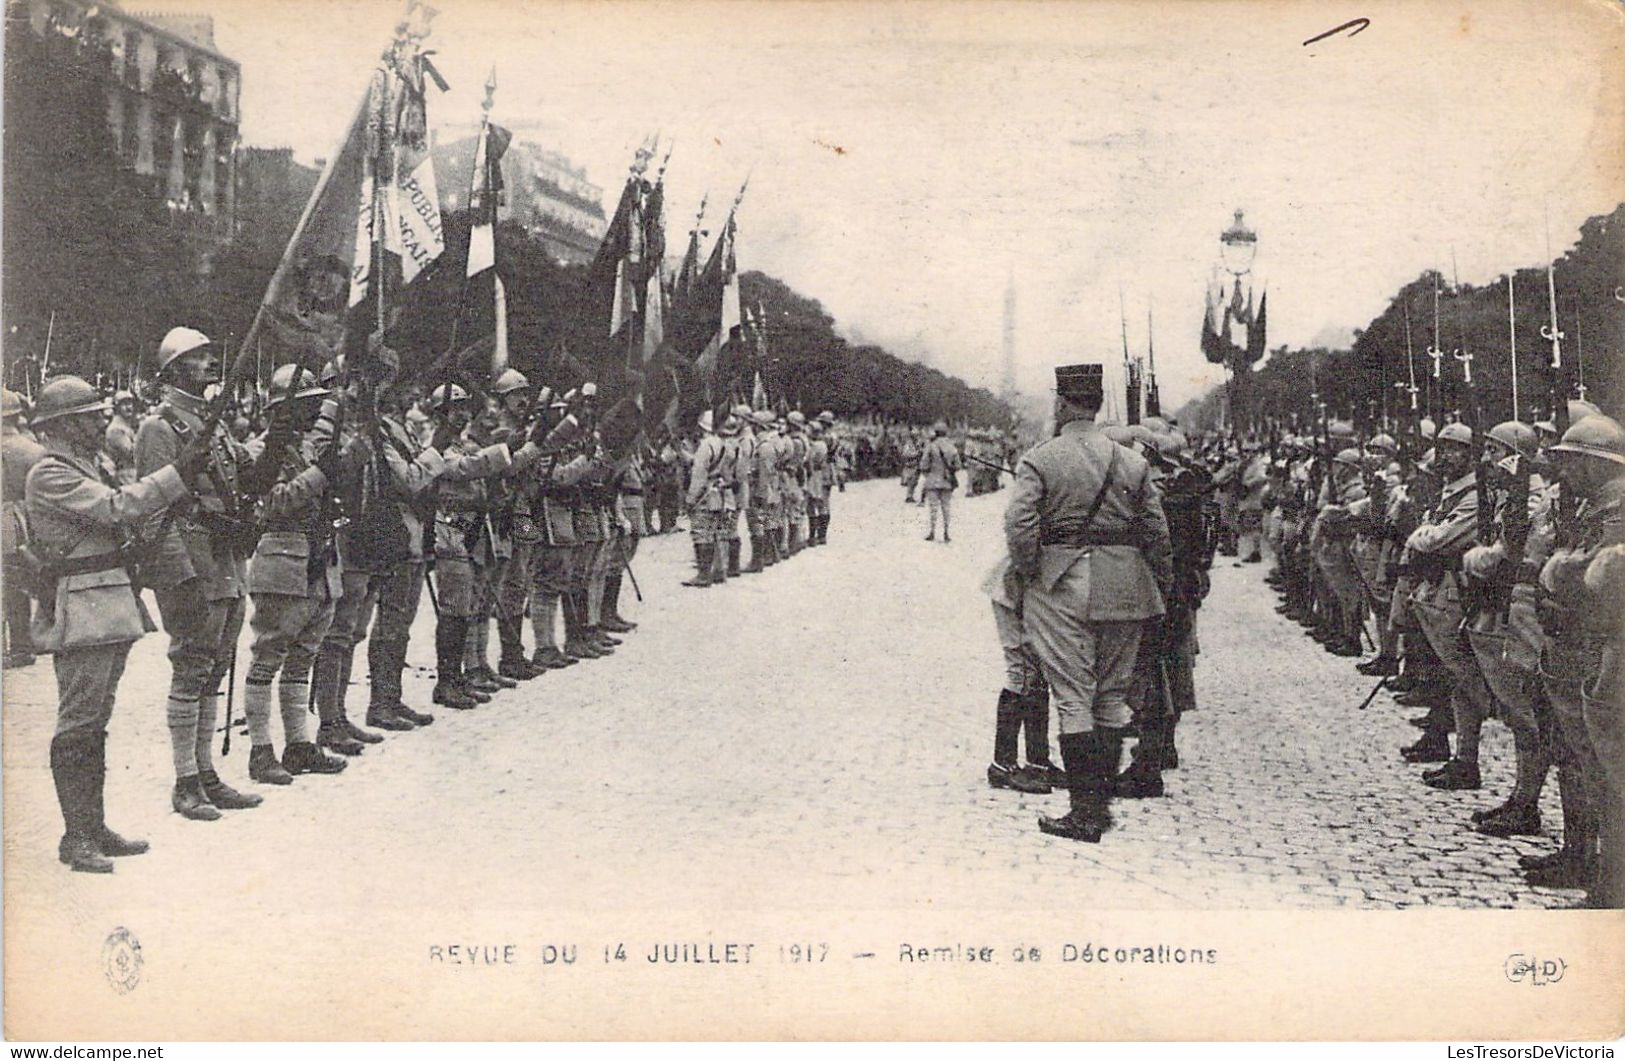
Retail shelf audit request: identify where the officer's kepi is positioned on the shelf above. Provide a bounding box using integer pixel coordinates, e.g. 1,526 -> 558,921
1053,363 -> 1104,403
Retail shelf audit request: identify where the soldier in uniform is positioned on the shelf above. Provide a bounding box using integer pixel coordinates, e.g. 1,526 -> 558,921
807,417 -> 832,546
576,427 -> 621,649
1352,433 -> 1403,675
239,365 -> 361,784
104,391 -> 139,486
26,376 -> 205,871
491,369 -> 548,682
1005,363 -> 1171,843
982,551 -> 1061,795
1117,428 -> 1212,797
1459,420 -> 1548,836
136,327 -> 263,818
1310,447 -> 1369,657
919,420 -> 961,543
1534,414 -> 1625,903
781,412 -> 810,556
527,391 -> 584,669
427,383 -> 518,706
683,410 -> 730,588
1399,422 -> 1490,786
817,411 -> 840,535
3,387 -> 44,668
351,368 -> 454,731
900,432 -> 921,504
748,410 -> 783,570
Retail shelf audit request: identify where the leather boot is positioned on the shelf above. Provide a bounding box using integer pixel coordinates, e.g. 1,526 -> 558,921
86,732 -> 149,855
1423,758 -> 1481,790
317,720 -> 366,756
682,543 -> 717,587
172,774 -> 223,820
1357,655 -> 1401,676
532,645 -> 577,670
51,734 -> 113,871
1037,732 -> 1104,842
248,744 -> 294,785
988,689 -> 1023,779
366,702 -> 416,730
469,666 -> 517,691
1523,769 -> 1594,878
1020,688 -> 1065,787
340,715 -> 385,743
727,539 -> 742,577
282,741 -> 347,775
391,702 -> 436,727
432,682 -> 480,709
199,769 -> 263,810
744,536 -> 765,573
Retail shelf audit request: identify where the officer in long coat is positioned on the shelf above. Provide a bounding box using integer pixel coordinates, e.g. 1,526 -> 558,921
1004,363 -> 1171,843
26,376 -> 205,872
918,421 -> 961,543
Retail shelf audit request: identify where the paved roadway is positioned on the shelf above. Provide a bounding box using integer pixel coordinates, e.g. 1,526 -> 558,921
2,476 -> 1583,924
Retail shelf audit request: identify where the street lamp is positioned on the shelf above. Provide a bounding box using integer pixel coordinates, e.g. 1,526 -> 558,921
1220,209 -> 1257,278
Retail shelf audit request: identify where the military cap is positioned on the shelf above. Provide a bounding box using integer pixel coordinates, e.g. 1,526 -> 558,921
1053,363 -> 1103,402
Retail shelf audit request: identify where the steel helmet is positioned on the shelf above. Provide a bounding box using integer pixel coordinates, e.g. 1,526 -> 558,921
2,388 -> 24,419
428,382 -> 470,410
113,390 -> 135,405
818,410 -> 836,425
319,355 -> 346,386
697,410 -> 715,434
1549,415 -> 1625,468
1103,425 -> 1135,444
30,376 -> 111,424
580,382 -> 598,399
492,368 -> 530,395
730,403 -> 754,420
1333,447 -> 1363,468
753,409 -> 777,429
1569,398 -> 1602,423
1329,419 -> 1357,440
266,364 -> 332,409
1123,424 -> 1155,448
1485,420 -> 1537,460
156,326 -> 213,374
1365,433 -> 1397,455
1150,431 -> 1183,457
1419,417 -> 1438,440
720,413 -> 742,437
1436,421 -> 1473,447
1142,416 -> 1169,433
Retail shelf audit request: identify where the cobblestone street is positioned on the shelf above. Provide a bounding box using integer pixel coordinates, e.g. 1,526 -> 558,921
1,478 -> 1585,921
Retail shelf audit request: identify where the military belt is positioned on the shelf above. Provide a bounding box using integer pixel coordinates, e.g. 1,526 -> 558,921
1039,529 -> 1140,548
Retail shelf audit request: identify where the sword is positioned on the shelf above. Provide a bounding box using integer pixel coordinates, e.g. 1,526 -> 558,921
616,535 -> 643,603
424,565 -> 440,615
1356,674 -> 1389,711
963,452 -> 1017,477
219,647 -> 238,756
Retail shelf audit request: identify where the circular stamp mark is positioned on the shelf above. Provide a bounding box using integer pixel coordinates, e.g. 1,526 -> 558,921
103,927 -> 142,994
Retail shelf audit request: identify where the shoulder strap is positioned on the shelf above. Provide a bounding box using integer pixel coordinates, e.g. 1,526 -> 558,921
1080,442 -> 1120,529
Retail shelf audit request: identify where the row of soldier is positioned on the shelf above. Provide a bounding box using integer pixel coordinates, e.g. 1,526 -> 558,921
983,363 -> 1219,843
6,326 -> 665,874
1251,404 -> 1624,908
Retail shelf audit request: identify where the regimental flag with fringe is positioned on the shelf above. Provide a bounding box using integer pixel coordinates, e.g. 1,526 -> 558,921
246,0 -> 446,378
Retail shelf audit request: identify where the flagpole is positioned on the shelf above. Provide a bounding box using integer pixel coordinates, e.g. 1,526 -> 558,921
1506,273 -> 1519,420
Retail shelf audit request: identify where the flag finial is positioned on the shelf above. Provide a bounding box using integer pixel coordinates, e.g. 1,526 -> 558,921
482,66 -> 497,113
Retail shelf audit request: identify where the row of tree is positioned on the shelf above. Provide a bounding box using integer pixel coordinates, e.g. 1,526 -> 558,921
3,11 -> 1013,430
1178,205 -> 1624,437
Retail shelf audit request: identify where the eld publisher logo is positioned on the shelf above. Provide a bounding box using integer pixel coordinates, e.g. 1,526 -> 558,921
1505,953 -> 1566,986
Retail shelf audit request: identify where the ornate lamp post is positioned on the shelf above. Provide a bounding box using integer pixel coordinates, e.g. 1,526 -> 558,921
1202,209 -> 1266,435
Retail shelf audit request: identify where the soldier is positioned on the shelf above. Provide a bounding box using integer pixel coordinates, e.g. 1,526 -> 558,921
900,431 -> 921,504
427,383 -> 518,706
806,418 -> 831,546
239,365 -> 362,784
919,421 -> 961,543
1117,429 -> 1212,797
351,366 -> 454,731
1459,420 -> 1548,836
527,390 -> 584,669
104,391 -> 138,486
1352,433 -> 1403,676
982,552 -> 1061,794
491,368 -> 548,682
748,410 -> 783,570
575,427 -> 621,649
3,387 -> 44,669
1400,422 -> 1491,786
782,412 -> 811,555
135,327 -> 264,819
1534,414 -> 1625,904
683,410 -> 730,588
817,411 -> 840,537
1310,447 -> 1368,657
602,440 -> 643,631
714,408 -> 746,578
26,376 -> 206,871
1005,363 -> 1171,843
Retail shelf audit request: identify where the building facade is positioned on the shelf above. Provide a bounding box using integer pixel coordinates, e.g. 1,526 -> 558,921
18,0 -> 241,236
437,129 -> 608,266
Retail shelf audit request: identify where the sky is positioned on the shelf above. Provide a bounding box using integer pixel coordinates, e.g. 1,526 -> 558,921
156,0 -> 1624,409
